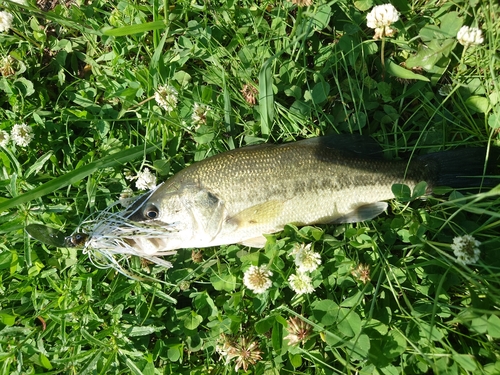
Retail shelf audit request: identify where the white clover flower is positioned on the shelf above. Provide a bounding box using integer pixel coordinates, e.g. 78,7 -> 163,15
118,188 -> 134,207
154,85 -> 178,113
288,272 -> 315,295
241,84 -> 258,106
0,11 -> 14,33
191,103 -> 209,127
0,130 -> 9,147
366,4 -> 399,39
351,263 -> 371,284
0,56 -> 15,77
438,84 -> 453,97
135,168 -> 157,190
9,0 -> 28,5
451,235 -> 481,265
290,243 -> 322,272
284,317 -> 313,346
222,336 -> 262,372
127,168 -> 157,190
457,26 -> 484,47
243,265 -> 273,294
11,123 -> 34,147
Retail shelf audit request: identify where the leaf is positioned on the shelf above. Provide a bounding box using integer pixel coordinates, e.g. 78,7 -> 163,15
487,314 -> 500,338
406,46 -> 440,71
312,4 -> 331,30
412,181 -> 428,198
210,272 -> 237,291
0,251 -> 13,270
174,70 -> 192,89
312,299 -> 339,326
385,59 -> 430,82
337,310 -> 362,338
39,354 -> 53,370
95,120 -> 110,137
24,152 -> 53,180
354,0 -> 373,11
183,311 -> 203,330
126,325 -> 165,337
255,316 -> 274,334
288,353 -> 302,368
419,25 -> 445,42
103,20 -> 167,36
418,322 -> 444,342
305,80 -> 330,104
439,11 -> 463,39
465,95 -> 490,113
489,113 -> 500,129
193,292 -> 218,318
259,59 -> 274,136
348,333 -> 370,361
271,320 -> 283,351
405,39 -> 454,74
386,330 -> 406,358
340,291 -> 364,308
150,31 -> 168,72
167,344 -> 183,362
14,77 -> 35,97
392,184 -> 412,200
0,312 -> 16,326
453,352 -> 477,372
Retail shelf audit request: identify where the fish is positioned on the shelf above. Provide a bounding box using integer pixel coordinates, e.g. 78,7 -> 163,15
75,134 -> 499,269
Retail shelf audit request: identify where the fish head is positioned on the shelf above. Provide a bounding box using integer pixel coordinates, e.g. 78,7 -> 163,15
126,185 -> 187,226
118,184 -> 197,252
115,183 -> 226,253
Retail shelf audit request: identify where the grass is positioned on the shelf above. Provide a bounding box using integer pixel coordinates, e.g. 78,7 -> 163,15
1,0 -> 500,374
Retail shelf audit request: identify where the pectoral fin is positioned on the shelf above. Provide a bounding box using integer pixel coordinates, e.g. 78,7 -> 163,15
331,202 -> 388,224
228,200 -> 285,228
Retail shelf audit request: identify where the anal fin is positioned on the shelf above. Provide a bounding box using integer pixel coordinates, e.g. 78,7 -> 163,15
331,202 -> 388,224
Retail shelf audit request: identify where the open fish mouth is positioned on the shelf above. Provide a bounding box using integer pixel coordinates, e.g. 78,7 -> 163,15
72,193 -> 179,277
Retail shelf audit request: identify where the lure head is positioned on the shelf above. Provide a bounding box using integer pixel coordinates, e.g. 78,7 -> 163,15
64,232 -> 89,247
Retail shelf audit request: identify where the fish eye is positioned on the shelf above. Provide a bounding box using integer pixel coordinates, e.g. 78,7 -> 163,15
144,205 -> 159,219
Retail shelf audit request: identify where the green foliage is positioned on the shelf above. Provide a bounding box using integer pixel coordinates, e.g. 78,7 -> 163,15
1,0 -> 500,374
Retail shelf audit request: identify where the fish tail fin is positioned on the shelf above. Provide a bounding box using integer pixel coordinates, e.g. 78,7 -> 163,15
418,147 -> 500,190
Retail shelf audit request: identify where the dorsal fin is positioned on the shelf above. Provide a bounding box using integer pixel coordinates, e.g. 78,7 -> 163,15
287,134 -> 384,158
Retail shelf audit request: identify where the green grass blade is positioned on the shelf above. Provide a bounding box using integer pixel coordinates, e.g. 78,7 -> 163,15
24,151 -> 53,180
103,21 -> 167,36
386,58 -> 430,82
0,143 -> 159,212
222,73 -> 235,149
259,59 -> 274,136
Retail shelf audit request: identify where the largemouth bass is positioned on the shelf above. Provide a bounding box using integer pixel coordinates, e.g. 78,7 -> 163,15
78,135 -> 499,268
